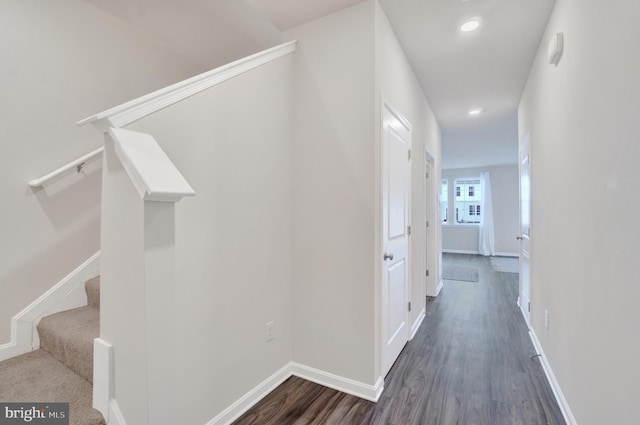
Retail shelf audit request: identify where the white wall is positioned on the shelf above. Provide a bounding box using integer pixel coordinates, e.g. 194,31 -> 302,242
86,0 -> 283,70
374,0 -> 442,345
519,0 -> 640,423
442,225 -> 480,253
284,0 -> 441,388
127,55 -> 294,424
0,0 -> 203,344
285,1 -> 377,386
442,165 -> 519,256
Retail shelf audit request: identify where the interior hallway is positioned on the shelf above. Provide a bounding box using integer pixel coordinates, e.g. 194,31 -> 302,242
232,253 -> 564,424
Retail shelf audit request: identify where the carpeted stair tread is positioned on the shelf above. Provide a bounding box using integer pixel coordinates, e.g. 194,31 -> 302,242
0,349 -> 105,425
37,305 -> 99,384
85,276 -> 100,308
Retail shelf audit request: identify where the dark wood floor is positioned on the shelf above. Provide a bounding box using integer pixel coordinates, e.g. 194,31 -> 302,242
232,254 -> 565,425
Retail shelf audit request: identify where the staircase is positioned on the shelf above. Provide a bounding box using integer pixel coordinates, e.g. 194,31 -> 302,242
0,277 -> 105,425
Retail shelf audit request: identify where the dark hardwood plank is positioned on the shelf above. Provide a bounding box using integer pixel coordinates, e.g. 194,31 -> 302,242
232,254 -> 566,425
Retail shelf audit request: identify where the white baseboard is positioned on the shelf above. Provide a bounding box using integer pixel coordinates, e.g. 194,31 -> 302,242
0,252 -> 100,361
204,361 -> 384,425
529,329 -> 578,425
291,363 -> 383,402
442,250 -> 518,257
94,338 -> 113,422
494,252 -> 519,258
435,279 -> 443,296
427,277 -> 442,297
205,363 -> 293,425
0,342 -> 26,361
410,309 -> 426,340
442,249 -> 480,255
108,399 -> 127,425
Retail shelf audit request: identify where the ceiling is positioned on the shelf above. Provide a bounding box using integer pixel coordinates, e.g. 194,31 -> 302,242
248,0 -> 556,169
87,0 -> 556,169
377,0 -> 556,169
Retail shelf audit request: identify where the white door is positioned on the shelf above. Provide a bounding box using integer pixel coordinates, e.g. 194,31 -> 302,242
519,134 -> 531,325
382,101 -> 411,377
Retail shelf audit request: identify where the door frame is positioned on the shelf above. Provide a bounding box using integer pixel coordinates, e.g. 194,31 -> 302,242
379,97 -> 412,378
519,132 -> 532,325
424,148 -> 439,297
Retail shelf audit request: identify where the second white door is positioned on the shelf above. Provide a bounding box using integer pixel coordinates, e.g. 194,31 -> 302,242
519,134 -> 532,325
382,101 -> 411,377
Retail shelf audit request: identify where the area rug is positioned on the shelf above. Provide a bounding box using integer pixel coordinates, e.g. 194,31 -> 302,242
490,256 -> 519,274
442,265 -> 479,282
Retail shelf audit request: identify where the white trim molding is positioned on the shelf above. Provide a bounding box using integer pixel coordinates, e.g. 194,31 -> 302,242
291,363 -> 383,403
204,362 -> 384,425
0,252 -> 100,361
435,279 -> 444,296
93,338 -> 113,422
529,329 -> 578,425
442,249 -> 481,255
494,252 -> 519,258
108,400 -> 128,425
410,308 -> 426,340
78,40 -> 297,133
205,363 -> 293,425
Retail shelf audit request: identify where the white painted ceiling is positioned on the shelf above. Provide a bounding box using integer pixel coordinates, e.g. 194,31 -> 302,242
248,0 -> 556,169
377,0 -> 556,169
87,0 -> 556,169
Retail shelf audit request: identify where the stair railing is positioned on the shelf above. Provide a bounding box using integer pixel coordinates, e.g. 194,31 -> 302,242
28,147 -> 103,187
78,39 -> 296,425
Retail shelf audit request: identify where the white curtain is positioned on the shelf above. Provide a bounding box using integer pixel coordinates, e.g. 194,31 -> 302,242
479,172 -> 495,256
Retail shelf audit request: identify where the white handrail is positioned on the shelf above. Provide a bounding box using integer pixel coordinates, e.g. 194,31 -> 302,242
78,40 -> 297,132
28,147 -> 104,187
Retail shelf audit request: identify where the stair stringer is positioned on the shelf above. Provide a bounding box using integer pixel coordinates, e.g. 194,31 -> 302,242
0,252 -> 100,361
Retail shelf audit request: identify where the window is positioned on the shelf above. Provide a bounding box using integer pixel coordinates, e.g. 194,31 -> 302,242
454,178 -> 482,224
441,180 -> 448,223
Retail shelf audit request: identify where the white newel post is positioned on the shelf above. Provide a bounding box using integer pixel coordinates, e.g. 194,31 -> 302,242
95,127 -> 194,425
144,201 -> 178,425
77,41 -> 297,425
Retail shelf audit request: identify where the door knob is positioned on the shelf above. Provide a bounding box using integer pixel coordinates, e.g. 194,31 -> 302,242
384,252 -> 394,261
516,236 -> 523,240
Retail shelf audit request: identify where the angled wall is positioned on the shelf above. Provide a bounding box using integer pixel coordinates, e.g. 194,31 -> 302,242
285,1 -> 378,387
519,0 -> 640,423
285,0 -> 441,389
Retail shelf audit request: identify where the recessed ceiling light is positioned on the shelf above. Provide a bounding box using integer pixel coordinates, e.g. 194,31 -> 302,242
469,108 -> 483,115
460,19 -> 481,32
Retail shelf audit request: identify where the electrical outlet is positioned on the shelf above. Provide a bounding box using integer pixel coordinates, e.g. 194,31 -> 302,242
265,321 -> 275,342
544,310 -> 549,329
